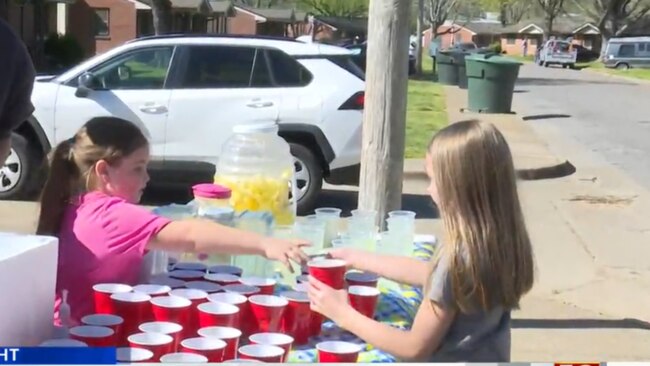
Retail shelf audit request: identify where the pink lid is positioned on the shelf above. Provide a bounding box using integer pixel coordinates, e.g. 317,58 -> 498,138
192,184 -> 231,199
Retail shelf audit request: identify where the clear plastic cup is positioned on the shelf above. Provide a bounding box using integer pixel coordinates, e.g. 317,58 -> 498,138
293,217 -> 326,256
314,208 -> 342,249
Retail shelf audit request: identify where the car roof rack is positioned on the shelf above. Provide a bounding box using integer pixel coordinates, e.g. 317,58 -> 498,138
127,33 -> 301,44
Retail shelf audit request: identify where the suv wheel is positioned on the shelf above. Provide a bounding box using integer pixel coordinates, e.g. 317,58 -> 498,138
0,133 -> 41,200
290,143 -> 322,215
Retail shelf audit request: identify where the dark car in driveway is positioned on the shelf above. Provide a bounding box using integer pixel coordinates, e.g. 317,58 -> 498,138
345,42 -> 416,75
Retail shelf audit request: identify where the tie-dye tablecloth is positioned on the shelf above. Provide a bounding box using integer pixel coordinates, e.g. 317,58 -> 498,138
287,236 -> 437,363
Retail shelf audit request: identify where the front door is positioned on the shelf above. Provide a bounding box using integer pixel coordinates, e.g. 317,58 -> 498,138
53,46 -> 175,160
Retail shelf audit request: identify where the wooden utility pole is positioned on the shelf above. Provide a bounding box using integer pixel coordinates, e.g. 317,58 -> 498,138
358,0 -> 411,229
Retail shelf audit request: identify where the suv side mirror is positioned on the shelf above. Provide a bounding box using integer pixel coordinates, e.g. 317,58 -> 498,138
75,72 -> 97,98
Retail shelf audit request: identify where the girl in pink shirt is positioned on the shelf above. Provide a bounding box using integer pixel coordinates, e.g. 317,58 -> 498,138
36,117 -> 309,324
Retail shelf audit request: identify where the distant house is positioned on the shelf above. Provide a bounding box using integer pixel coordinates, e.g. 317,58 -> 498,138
424,20 -> 504,50
427,15 -> 602,56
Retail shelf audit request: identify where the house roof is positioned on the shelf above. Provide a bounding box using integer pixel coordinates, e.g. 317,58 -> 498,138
314,16 -> 368,33
462,21 -> 505,35
209,1 -> 235,14
502,15 -> 598,35
170,0 -> 204,10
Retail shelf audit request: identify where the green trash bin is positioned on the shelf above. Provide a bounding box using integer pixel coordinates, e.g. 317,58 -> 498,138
453,51 -> 469,89
435,50 -> 458,86
465,54 -> 522,114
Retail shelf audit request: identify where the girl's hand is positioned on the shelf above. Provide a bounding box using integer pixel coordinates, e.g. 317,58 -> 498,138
327,247 -> 366,270
261,237 -> 310,272
308,275 -> 355,325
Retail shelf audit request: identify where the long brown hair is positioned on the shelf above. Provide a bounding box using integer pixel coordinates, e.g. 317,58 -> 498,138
427,120 -> 534,313
37,117 -> 148,236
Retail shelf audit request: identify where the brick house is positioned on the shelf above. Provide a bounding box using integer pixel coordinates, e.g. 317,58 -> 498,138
227,5 -> 297,37
309,16 -> 367,43
427,16 -> 602,56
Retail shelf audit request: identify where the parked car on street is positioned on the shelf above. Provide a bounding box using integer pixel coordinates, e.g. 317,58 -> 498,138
535,39 -> 577,68
3,35 -> 365,213
345,42 -> 416,75
603,36 -> 650,69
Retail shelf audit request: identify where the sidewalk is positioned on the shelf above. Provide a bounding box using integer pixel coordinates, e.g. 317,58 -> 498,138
440,86 -> 650,360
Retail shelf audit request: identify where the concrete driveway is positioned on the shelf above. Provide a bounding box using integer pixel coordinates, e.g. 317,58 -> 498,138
513,63 -> 650,190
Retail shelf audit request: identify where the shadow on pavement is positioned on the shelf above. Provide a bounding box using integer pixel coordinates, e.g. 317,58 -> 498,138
522,114 -> 572,121
516,77 -> 634,86
513,318 -> 650,330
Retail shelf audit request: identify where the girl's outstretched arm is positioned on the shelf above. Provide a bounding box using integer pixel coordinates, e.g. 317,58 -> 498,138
328,248 -> 430,287
308,276 -> 455,361
149,219 -> 309,270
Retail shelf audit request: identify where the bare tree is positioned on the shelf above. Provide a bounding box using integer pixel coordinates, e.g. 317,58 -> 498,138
500,0 -> 528,25
358,0 -> 411,229
573,0 -> 650,46
151,0 -> 173,35
536,0 -> 565,38
425,0 -> 461,37
298,0 -> 368,17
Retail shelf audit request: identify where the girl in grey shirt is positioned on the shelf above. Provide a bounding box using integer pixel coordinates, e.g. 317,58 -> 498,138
308,120 -> 535,362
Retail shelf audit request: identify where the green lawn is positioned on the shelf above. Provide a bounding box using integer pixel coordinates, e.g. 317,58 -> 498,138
405,56 -> 448,158
580,61 -> 650,81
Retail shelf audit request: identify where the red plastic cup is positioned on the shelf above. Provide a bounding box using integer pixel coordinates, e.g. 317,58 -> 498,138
81,314 -> 124,345
172,262 -> 207,272
208,265 -> 243,276
139,321 -> 183,352
92,283 -> 132,314
150,295 -> 192,326
348,285 -> 380,319
169,288 -> 209,337
39,339 -> 87,347
185,281 -> 223,294
248,295 -> 288,333
249,333 -> 293,362
198,326 -> 242,361
310,312 -> 324,337
181,337 -> 227,362
160,352 -> 208,363
308,259 -> 347,289
223,359 -> 263,363
207,292 -> 250,336
128,332 -> 174,362
134,284 -> 172,297
316,341 -> 363,363
148,275 -> 186,289
239,277 -> 276,295
345,271 -> 379,288
69,325 -> 115,347
116,347 -> 154,363
197,301 -> 240,328
238,344 -> 285,362
296,274 -> 309,284
204,273 -> 241,286
280,291 -> 311,345
111,292 -> 152,336
223,284 -> 260,297
169,270 -> 206,281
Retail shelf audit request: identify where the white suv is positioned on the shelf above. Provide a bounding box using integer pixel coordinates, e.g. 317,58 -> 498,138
4,35 -> 365,213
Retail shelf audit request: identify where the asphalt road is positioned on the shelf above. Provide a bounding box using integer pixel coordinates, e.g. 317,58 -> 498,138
513,63 -> 650,189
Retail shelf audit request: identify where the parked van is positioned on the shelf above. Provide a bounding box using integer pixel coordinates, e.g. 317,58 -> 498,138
603,36 -> 650,69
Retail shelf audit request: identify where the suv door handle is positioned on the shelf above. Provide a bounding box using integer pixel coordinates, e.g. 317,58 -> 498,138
246,101 -> 274,108
139,104 -> 168,114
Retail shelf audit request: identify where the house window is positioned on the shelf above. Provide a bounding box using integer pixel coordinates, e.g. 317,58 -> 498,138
94,8 -> 110,37
584,38 -> 593,49
530,38 -> 538,46
507,37 -> 516,45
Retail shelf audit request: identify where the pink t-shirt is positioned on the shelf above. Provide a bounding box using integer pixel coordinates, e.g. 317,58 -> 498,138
53,191 -> 171,325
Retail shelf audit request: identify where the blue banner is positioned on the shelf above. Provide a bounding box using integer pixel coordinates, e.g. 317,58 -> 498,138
0,347 -> 116,365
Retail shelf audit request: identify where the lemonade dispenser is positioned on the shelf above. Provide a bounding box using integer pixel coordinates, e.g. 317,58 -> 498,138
215,120 -> 297,276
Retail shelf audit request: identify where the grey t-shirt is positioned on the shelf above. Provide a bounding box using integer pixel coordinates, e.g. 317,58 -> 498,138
0,19 -> 35,139
427,256 -> 511,362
